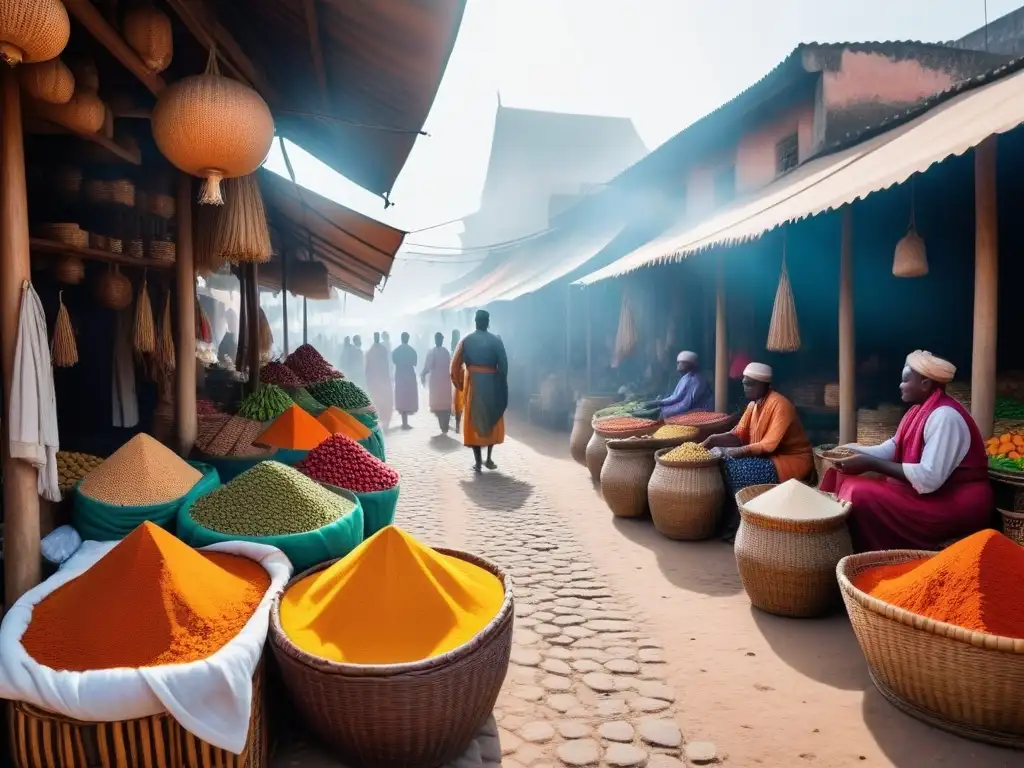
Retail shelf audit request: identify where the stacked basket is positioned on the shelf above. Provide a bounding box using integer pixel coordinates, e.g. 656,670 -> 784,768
648,446 -> 723,540
570,395 -> 617,466
856,405 -> 903,446
600,438 -> 659,518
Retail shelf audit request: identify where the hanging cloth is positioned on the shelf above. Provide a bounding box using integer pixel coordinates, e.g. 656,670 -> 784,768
10,281 -> 61,502
112,308 -> 140,428
766,233 -> 801,353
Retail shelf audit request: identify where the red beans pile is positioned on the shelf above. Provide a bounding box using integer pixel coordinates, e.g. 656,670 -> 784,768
666,411 -> 727,426
284,344 -> 343,384
595,416 -> 656,433
260,361 -> 303,388
296,434 -> 399,493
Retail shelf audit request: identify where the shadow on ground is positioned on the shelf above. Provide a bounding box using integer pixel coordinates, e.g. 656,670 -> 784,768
427,434 -> 462,454
458,472 -> 534,512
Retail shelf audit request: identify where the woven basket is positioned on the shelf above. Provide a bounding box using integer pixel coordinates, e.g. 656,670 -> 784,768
838,550 -> 1024,747
0,0 -> 71,66
36,91 -> 105,134
54,255 -> 85,286
150,193 -> 176,219
999,508 -> 1024,546
149,240 -> 176,263
823,383 -> 839,409
6,663 -> 267,767
789,381 -> 825,408
17,58 -> 74,105
857,406 -> 903,446
94,267 -> 132,311
570,396 -> 616,466
812,444 -> 854,487
593,421 -> 659,440
107,238 -> 122,254
39,223 -> 86,248
585,431 -> 608,483
109,179 -> 136,207
269,549 -> 513,767
648,449 -> 723,540
124,6 -> 174,73
735,484 -> 853,618
600,441 -> 657,518
125,239 -> 144,259
54,166 -> 83,198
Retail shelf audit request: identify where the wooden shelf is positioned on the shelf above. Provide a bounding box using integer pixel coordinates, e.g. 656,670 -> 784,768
30,238 -> 173,270
26,118 -> 142,165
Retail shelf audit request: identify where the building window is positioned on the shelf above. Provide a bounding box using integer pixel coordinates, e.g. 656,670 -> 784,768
714,166 -> 736,205
776,133 -> 799,174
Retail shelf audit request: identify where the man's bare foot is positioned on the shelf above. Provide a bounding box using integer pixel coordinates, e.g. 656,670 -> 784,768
484,459 -> 497,470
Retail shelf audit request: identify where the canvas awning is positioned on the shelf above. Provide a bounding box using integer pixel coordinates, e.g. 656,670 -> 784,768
577,61 -> 1024,285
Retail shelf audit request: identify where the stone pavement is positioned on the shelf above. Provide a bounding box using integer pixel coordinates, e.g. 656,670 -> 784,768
271,414 -> 708,767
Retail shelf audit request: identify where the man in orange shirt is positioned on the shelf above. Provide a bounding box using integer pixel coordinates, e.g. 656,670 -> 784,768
703,362 -> 813,541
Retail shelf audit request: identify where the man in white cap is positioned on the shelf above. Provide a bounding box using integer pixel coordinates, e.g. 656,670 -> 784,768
635,351 -> 713,420
820,350 -> 992,552
703,361 -> 813,541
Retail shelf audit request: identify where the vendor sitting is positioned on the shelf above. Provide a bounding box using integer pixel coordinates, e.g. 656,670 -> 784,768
702,362 -> 814,540
819,350 -> 992,552
634,351 -> 713,419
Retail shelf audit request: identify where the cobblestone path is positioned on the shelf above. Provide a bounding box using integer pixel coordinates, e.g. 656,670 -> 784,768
272,415 -> 704,767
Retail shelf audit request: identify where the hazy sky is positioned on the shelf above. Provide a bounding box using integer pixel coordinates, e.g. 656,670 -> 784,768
261,0 -> 1016,312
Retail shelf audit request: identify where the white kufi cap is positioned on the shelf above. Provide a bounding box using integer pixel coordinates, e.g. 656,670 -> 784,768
742,362 -> 773,383
677,350 -> 698,364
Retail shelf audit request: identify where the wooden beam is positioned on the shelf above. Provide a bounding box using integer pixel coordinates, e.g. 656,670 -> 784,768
31,238 -> 172,270
972,137 -> 998,437
0,70 -> 41,607
302,0 -> 330,109
175,175 -> 197,457
714,255 -> 728,413
62,0 -> 166,95
838,206 -> 856,445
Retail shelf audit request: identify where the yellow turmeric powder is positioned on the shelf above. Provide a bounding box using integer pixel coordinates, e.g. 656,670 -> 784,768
280,526 -> 503,664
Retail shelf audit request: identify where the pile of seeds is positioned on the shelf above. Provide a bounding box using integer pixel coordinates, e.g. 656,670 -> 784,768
309,378 -> 371,410
296,435 -> 399,493
653,424 -> 699,440
663,442 -> 714,462
57,450 -> 104,492
259,361 -> 304,388
289,387 -> 325,414
593,416 -> 657,433
238,384 -> 293,421
594,401 -> 644,419
80,434 -> 202,506
285,344 -> 342,384
666,411 -> 728,426
189,461 -> 355,536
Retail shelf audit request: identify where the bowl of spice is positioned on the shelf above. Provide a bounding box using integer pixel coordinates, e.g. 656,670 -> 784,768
838,529 -> 1024,748
178,461 -> 364,572
269,526 -> 513,767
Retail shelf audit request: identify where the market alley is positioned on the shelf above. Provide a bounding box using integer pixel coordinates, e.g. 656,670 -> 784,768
275,414 -> 1016,768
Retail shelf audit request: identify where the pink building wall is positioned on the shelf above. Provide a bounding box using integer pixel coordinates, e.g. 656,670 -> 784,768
823,49 -> 957,111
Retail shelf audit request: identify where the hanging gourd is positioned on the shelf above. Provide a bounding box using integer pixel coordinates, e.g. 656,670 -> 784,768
0,0 -> 70,66
51,291 -> 78,368
95,265 -> 132,311
16,57 -> 73,104
151,49 -> 274,205
123,5 -> 173,73
766,232 -> 801,353
34,89 -> 106,134
133,272 -> 155,354
893,179 -> 928,278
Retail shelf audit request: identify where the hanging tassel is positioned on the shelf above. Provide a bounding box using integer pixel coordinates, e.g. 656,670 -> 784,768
133,270 -> 156,354
52,291 -> 79,367
157,291 -> 176,373
766,232 -> 801,353
213,173 -> 272,263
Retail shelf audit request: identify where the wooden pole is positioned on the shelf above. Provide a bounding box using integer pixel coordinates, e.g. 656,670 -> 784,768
174,174 -> 197,457
714,256 -> 728,412
972,137 -> 998,437
839,206 -> 856,444
281,254 -> 290,356
585,288 -> 592,393
302,296 -> 308,344
247,264 -> 261,394
0,69 -> 40,606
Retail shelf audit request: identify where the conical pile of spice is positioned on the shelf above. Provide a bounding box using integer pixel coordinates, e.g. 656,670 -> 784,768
280,526 -> 503,664
317,406 -> 371,441
22,522 -> 270,671
79,433 -> 202,506
256,404 -> 331,451
852,529 -> 1024,638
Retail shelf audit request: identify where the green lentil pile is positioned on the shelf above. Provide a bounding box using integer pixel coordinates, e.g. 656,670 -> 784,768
238,385 -> 293,421
189,461 -> 354,536
309,379 -> 371,410
594,400 -> 644,419
289,387 -> 326,415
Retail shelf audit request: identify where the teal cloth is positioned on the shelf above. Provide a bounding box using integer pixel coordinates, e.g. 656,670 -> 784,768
73,462 -> 220,542
274,448 -> 310,466
194,451 -> 277,482
358,426 -> 386,462
176,489 -> 364,573
354,485 -> 399,538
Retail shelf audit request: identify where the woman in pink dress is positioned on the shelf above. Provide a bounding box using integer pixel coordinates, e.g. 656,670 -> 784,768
421,332 -> 453,434
392,332 -> 419,429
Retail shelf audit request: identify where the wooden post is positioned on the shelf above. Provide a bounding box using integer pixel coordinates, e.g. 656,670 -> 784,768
247,264 -> 261,393
302,296 -> 308,344
585,287 -> 592,393
281,254 -> 290,356
174,174 -> 197,457
714,256 -> 728,412
972,137 -> 998,437
0,69 -> 40,606
838,206 -> 856,444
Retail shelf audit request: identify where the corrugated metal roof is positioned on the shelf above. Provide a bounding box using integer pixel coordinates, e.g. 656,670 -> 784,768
576,59 -> 1024,285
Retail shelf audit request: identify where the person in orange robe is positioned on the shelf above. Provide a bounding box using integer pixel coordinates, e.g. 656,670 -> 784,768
702,362 -> 813,541
450,329 -> 463,433
451,311 -> 507,471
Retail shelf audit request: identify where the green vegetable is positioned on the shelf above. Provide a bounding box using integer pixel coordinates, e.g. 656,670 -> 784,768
989,455 -> 1024,472
995,397 -> 1024,420
289,386 -> 325,415
309,379 -> 371,410
594,401 -> 645,419
189,461 -> 354,536
238,384 -> 293,421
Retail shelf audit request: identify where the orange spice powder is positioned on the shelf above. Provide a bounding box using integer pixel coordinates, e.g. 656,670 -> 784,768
256,404 -> 331,450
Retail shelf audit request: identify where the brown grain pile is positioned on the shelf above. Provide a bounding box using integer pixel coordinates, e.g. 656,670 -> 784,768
79,434 -> 202,506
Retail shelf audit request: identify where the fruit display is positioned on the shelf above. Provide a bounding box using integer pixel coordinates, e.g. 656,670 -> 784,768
987,432 -> 1024,472
57,450 -> 104,492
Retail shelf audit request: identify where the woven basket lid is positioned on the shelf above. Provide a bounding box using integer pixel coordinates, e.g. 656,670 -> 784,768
0,0 -> 71,65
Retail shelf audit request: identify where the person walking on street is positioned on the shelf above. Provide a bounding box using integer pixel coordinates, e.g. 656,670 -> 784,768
365,332 -> 393,429
422,332 -> 454,434
451,310 -> 508,471
392,332 -> 419,429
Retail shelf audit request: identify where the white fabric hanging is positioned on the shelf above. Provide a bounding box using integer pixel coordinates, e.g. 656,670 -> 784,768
9,281 -> 60,501
112,307 -> 139,428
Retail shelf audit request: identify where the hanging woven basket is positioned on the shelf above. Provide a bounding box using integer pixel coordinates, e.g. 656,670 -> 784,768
95,266 -> 132,311
133,274 -> 156,354
16,57 -> 73,104
893,225 -> 928,278
0,0 -> 71,66
151,51 -> 274,205
51,291 -> 78,368
157,292 -> 175,373
123,6 -> 173,73
766,252 -> 801,353
35,90 -> 105,134
54,255 -> 84,285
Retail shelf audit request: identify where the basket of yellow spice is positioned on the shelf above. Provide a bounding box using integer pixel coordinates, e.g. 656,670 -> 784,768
270,525 -> 513,767
0,521 -> 292,768
837,530 -> 1024,748
647,442 -> 724,540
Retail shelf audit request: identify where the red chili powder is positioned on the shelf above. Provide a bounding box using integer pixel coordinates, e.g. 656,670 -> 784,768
852,529 -> 1024,638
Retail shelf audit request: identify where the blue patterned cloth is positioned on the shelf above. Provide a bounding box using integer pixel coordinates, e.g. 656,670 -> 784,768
722,456 -> 779,496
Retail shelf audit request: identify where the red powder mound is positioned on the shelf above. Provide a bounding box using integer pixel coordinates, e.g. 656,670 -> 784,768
852,529 -> 1024,638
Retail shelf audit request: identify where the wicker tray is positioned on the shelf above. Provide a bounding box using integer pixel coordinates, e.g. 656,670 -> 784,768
837,550 -> 1024,747
593,422 -> 660,440
999,508 -> 1024,546
812,444 -> 854,486
269,549 -> 513,767
6,664 -> 266,768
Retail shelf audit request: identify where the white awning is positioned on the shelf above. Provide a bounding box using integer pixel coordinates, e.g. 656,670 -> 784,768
576,63 -> 1024,285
